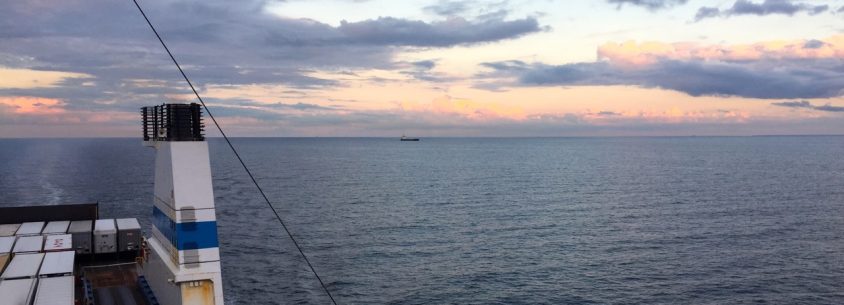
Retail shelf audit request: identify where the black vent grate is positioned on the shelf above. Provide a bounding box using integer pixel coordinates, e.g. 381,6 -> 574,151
141,103 -> 205,141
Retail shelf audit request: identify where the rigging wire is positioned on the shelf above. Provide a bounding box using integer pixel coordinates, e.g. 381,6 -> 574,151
130,1 -> 339,304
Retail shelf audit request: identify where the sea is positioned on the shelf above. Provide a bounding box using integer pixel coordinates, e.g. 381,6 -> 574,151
1,136 -> 843,304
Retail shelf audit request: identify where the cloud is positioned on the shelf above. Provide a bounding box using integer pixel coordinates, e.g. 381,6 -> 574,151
392,59 -> 460,83
803,39 -> 826,49
772,100 -> 844,112
479,60 -> 529,71
0,97 -> 65,114
696,0 -> 830,21
0,68 -> 92,89
424,0 -> 474,16
411,60 -> 437,70
336,16 -> 541,47
597,35 -> 844,65
606,0 -> 689,10
815,104 -> 844,112
0,0 -> 545,128
477,35 -> 844,99
480,59 -> 844,99
694,7 -> 721,21
771,100 -> 813,108
399,95 -> 527,120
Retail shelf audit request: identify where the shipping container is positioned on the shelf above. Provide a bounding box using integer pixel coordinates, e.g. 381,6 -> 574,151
68,220 -> 92,254
12,235 -> 43,253
33,275 -> 74,305
1,252 -> 44,279
41,221 -> 70,235
0,224 -> 20,237
0,278 -> 37,305
39,251 -> 74,277
94,219 -> 117,254
43,234 -> 72,252
116,218 -> 142,252
15,222 -> 44,236
0,254 -> 9,275
0,236 -> 14,254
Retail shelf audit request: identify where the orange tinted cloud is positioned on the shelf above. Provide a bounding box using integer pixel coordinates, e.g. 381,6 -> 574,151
598,34 -> 844,66
0,68 -> 91,89
400,96 -> 526,120
0,96 -> 65,114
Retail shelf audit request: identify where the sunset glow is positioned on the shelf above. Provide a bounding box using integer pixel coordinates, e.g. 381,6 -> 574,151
1,0 -> 843,137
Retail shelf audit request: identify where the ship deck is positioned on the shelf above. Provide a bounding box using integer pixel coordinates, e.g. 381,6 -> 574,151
82,262 -> 150,305
0,203 -> 154,305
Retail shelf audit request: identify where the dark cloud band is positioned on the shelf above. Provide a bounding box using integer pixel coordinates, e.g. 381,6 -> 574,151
479,59 -> 844,99
695,0 -> 829,21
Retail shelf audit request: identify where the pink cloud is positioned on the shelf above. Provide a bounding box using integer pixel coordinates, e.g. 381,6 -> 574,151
598,34 -> 844,66
399,95 -> 527,120
0,96 -> 65,114
579,108 -> 751,124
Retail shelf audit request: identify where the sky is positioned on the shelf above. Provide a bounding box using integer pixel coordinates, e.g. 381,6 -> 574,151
1,0 -> 843,137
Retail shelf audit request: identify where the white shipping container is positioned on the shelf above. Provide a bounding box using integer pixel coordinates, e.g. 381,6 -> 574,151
12,235 -> 43,253
116,218 -> 142,252
0,224 -> 20,237
94,219 -> 117,254
0,278 -> 37,305
34,276 -> 74,305
41,221 -> 70,235
43,234 -> 72,252
15,222 -> 44,236
0,236 -> 15,254
68,220 -> 92,254
1,252 -> 44,279
39,251 -> 75,277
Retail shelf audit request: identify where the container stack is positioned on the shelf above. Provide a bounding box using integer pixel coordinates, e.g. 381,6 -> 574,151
0,217 -> 142,304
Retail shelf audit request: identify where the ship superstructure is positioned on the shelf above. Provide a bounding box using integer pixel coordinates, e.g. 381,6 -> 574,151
0,103 -> 224,305
141,103 -> 224,305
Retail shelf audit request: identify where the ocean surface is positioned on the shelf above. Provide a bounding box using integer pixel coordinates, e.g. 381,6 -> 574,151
1,137 -> 844,304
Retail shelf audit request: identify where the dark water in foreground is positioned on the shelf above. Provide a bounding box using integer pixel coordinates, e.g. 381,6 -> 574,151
1,137 -> 844,304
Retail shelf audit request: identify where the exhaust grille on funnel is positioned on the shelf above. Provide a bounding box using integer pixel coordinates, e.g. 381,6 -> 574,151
141,103 -> 205,141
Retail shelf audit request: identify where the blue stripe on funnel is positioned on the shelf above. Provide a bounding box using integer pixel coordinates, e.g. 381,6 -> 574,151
153,206 -> 219,250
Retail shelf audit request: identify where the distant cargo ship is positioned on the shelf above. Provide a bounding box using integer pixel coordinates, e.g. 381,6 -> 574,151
400,134 -> 420,141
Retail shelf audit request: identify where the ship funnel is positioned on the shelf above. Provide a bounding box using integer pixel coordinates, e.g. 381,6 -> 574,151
142,103 -> 205,143
140,103 -> 224,305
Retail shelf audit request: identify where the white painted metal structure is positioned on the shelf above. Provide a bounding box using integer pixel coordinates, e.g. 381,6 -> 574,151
116,218 -> 142,252
41,221 -> 70,235
15,222 -> 44,236
143,140 -> 225,305
1,253 -> 44,279
39,251 -> 75,277
94,219 -> 117,254
12,235 -> 43,253
0,236 -> 14,254
0,277 -> 37,305
43,234 -> 72,252
68,220 -> 93,254
33,276 -> 74,305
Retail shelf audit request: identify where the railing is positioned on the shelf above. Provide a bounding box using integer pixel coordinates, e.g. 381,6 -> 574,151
141,103 -> 205,141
